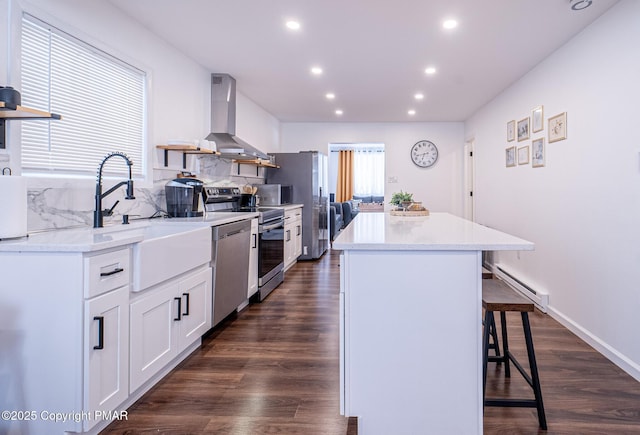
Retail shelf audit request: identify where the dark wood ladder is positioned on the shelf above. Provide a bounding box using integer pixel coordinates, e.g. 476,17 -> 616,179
482,278 -> 547,430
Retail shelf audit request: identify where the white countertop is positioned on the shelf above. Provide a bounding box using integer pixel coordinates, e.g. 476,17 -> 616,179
332,212 -> 534,251
0,211 -> 258,253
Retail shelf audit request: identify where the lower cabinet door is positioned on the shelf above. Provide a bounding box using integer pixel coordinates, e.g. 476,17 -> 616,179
295,220 -> 303,258
178,268 -> 212,351
248,218 -> 259,298
129,283 -> 178,392
84,286 -> 130,431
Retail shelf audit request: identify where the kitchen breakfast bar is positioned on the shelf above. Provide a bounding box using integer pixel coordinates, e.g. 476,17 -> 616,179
333,212 -> 534,434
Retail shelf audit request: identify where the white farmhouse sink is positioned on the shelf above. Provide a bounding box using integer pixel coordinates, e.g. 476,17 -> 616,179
131,223 -> 211,291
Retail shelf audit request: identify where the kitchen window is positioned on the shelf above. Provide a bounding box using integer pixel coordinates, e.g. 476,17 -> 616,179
20,14 -> 146,178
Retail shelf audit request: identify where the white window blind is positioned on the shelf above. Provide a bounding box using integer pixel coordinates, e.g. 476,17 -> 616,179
20,14 -> 145,178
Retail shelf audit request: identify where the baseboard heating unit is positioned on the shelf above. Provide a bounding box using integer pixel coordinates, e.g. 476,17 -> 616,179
492,264 -> 549,313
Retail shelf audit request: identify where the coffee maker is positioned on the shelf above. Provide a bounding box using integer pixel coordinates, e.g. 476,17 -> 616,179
165,178 -> 204,217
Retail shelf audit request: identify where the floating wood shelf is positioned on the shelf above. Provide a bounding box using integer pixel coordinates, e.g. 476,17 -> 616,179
233,158 -> 279,176
0,102 -> 62,149
156,145 -> 221,169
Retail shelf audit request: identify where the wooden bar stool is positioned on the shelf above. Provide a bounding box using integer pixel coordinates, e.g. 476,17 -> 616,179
482,279 -> 547,430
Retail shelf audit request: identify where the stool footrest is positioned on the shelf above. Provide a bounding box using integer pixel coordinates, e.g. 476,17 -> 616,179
485,399 -> 539,408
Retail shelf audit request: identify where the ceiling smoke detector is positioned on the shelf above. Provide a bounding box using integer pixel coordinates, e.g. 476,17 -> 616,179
570,0 -> 593,10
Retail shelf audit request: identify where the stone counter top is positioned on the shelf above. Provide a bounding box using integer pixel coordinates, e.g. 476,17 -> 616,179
0,212 -> 258,253
333,212 -> 533,251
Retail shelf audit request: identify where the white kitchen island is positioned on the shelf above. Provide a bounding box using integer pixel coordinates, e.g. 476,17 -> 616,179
333,212 -> 534,435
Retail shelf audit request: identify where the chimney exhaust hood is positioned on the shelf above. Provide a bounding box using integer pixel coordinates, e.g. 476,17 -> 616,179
205,73 -> 269,160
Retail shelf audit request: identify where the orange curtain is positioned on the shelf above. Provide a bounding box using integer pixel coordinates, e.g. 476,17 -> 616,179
336,150 -> 354,202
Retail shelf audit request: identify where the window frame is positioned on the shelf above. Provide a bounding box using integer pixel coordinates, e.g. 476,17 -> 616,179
9,6 -> 153,188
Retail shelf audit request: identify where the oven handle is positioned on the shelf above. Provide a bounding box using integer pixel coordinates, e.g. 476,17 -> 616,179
261,220 -> 284,231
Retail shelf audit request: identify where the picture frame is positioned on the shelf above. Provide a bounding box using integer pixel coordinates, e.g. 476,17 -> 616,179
532,105 -> 544,133
532,137 -> 545,168
517,117 -> 530,141
507,120 -> 515,142
548,112 -> 567,143
518,145 -> 530,165
505,146 -> 516,167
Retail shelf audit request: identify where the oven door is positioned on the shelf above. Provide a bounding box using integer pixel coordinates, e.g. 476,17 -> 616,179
258,218 -> 285,286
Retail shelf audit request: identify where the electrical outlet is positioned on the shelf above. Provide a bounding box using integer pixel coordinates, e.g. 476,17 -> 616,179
0,153 -> 10,163
388,176 -> 398,183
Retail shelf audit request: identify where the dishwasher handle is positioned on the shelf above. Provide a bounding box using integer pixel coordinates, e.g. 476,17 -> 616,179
213,220 -> 252,241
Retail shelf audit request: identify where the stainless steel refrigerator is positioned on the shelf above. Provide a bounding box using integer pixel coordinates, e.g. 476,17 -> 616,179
266,151 -> 328,260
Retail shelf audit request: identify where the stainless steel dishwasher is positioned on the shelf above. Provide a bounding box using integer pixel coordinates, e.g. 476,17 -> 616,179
212,219 -> 251,326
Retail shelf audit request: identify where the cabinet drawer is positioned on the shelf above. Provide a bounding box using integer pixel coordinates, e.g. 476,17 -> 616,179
84,248 -> 131,298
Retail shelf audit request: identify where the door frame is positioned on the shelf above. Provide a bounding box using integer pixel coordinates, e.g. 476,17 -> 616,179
463,139 -> 475,222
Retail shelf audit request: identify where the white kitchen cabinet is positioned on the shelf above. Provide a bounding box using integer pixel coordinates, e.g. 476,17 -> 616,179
284,207 -> 303,271
0,246 -> 131,435
129,266 -> 211,392
294,213 -> 303,259
248,217 -> 259,298
84,285 -> 130,431
179,267 -> 212,346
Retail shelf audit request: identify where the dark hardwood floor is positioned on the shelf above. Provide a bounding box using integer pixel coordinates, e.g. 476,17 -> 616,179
104,249 -> 349,434
105,249 -> 640,434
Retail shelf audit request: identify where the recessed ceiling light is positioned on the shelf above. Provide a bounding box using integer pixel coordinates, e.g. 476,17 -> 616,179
414,93 -> 424,100
335,109 -> 343,116
286,20 -> 301,30
443,19 -> 458,30
311,66 -> 323,75
425,67 -> 437,75
326,93 -> 335,100
408,110 -> 416,116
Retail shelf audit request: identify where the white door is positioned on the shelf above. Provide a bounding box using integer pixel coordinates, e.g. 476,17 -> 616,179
248,218 -> 259,298
178,268 -> 212,350
84,286 -> 129,431
129,284 -> 178,392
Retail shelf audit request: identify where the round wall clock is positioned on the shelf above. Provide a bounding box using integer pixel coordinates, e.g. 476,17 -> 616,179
410,140 -> 438,168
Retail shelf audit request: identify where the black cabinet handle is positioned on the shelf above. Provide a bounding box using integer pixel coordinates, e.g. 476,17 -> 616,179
252,233 -> 257,248
174,297 -> 182,321
296,225 -> 301,236
286,229 -> 291,242
93,316 -> 104,350
100,267 -> 124,277
182,292 -> 190,316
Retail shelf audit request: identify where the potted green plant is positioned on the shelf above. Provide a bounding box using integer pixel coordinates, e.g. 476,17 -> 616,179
390,191 -> 413,209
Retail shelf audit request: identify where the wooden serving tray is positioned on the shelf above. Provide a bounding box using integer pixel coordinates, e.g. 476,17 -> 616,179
390,209 -> 430,216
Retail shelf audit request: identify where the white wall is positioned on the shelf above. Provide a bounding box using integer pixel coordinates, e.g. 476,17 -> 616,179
0,1 -> 8,84
280,122 -> 465,214
465,0 -> 640,379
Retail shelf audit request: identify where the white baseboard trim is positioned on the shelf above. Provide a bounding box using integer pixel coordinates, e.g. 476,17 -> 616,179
547,305 -> 640,382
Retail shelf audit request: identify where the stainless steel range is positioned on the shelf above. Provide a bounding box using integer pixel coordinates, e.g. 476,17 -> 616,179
202,186 -> 285,302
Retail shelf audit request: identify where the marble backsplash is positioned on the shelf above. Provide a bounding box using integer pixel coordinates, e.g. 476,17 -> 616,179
27,156 -> 263,231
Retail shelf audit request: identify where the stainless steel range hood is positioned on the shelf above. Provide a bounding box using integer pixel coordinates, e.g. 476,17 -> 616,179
205,73 -> 269,160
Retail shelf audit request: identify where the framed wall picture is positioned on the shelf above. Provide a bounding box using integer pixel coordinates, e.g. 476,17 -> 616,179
518,145 -> 530,165
548,112 -> 567,143
532,105 -> 544,132
517,117 -> 530,141
507,120 -> 515,142
506,146 -> 516,167
532,137 -> 545,168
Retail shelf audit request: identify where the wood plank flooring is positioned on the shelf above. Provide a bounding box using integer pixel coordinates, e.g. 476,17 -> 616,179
104,249 -> 640,434
104,249 -> 349,434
